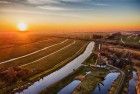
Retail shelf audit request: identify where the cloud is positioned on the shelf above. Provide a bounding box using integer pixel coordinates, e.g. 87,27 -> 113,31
95,3 -> 110,7
0,8 -> 86,19
0,1 -> 11,4
1,0 -> 138,12
37,6 -> 66,10
27,0 -> 59,5
60,0 -> 88,3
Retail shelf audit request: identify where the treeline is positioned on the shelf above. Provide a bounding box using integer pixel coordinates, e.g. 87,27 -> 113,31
46,32 -> 105,41
104,40 -> 140,50
106,32 -> 140,50
100,47 -> 133,69
102,45 -> 140,60
0,67 -> 29,84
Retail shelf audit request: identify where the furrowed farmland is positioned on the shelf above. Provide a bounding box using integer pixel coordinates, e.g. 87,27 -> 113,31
0,33 -> 89,93
0,32 -> 139,94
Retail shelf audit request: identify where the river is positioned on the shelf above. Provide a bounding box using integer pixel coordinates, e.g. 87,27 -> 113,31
128,71 -> 138,94
92,72 -> 120,94
17,41 -> 95,94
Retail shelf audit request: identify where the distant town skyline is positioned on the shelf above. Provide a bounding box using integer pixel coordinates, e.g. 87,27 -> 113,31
0,0 -> 140,32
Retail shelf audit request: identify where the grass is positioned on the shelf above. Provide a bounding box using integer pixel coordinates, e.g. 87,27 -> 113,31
40,54 -> 108,94
102,44 -> 140,60
73,68 -> 108,94
136,74 -> 140,94
71,43 -> 108,94
0,38 -> 65,62
0,39 -> 89,93
108,75 -> 123,94
29,41 -> 88,81
0,39 -> 73,69
40,54 -> 95,94
109,65 -> 134,94
22,40 -> 88,78
0,33 -> 54,47
40,66 -> 88,94
120,35 -> 140,45
105,35 -> 140,51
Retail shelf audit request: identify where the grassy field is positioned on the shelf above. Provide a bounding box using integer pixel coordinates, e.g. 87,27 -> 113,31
120,35 -> 140,45
73,68 -> 108,94
22,40 -> 88,78
102,44 -> 140,60
0,39 -> 73,69
40,54 -> 96,94
40,66 -> 88,94
0,38 -> 65,62
0,33 -> 52,47
40,54 -> 109,94
106,34 -> 140,50
0,35 -> 89,93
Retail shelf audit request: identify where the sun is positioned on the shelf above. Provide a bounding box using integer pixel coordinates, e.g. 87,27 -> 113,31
17,22 -> 28,31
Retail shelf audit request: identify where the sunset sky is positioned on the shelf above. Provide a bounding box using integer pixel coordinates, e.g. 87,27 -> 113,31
0,0 -> 140,32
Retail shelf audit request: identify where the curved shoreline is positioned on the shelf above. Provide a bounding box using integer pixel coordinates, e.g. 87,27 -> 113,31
17,42 -> 95,94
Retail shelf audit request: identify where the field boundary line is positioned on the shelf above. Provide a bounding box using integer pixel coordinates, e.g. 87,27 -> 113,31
0,39 -> 68,65
0,39 -> 51,49
20,40 -> 76,67
29,42 -> 88,80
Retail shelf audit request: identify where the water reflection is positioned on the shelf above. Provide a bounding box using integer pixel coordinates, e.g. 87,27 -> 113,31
58,80 -> 81,94
92,73 -> 120,94
17,42 -> 95,94
128,71 -> 138,94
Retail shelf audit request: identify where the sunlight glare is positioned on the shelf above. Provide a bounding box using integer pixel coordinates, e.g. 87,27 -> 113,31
17,22 -> 27,31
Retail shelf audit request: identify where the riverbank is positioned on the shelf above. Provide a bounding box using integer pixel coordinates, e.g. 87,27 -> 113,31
17,42 -> 95,94
136,71 -> 140,94
0,41 -> 89,94
73,68 -> 108,94
40,52 -> 96,94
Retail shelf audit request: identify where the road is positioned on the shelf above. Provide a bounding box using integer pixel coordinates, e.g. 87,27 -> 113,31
103,57 -> 125,94
107,64 -> 125,94
121,38 -> 125,44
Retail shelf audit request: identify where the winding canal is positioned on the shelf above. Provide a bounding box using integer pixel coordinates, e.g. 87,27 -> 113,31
92,72 -> 120,94
17,42 -> 95,94
128,71 -> 138,94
